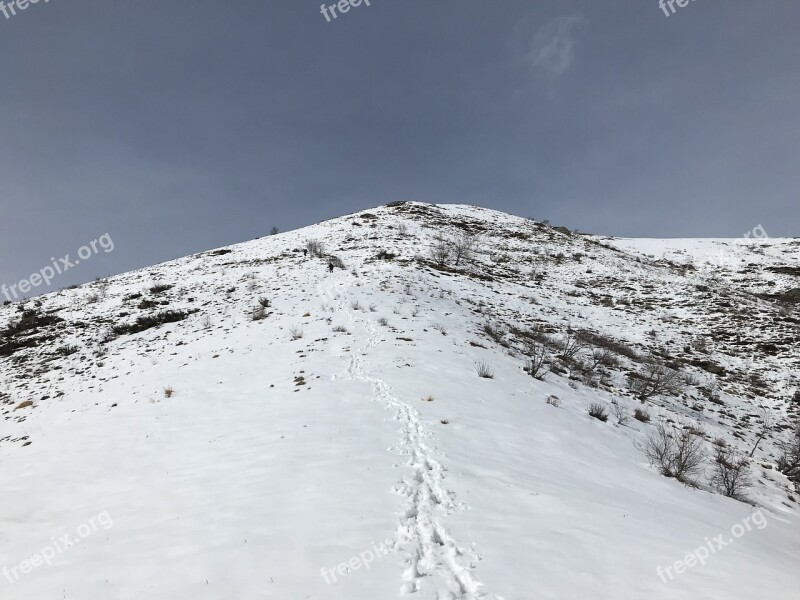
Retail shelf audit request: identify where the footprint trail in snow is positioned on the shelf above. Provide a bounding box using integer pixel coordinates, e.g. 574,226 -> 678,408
328,272 -> 487,599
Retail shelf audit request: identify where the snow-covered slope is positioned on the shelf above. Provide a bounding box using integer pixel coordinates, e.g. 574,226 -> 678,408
1,202 -> 798,599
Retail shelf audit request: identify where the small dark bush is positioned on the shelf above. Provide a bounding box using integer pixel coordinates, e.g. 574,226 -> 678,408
524,341 -> 549,380
579,331 -> 639,360
588,402 -> 609,422
645,422 -> 706,484
711,445 -> 752,501
113,310 -> 193,335
56,344 -> 79,357
2,309 -> 62,337
546,395 -> 561,407
431,323 -> 448,335
305,239 -> 325,257
482,323 -> 506,344
776,421 -> 800,486
149,283 -> 173,294
628,361 -> 686,401
476,360 -> 495,379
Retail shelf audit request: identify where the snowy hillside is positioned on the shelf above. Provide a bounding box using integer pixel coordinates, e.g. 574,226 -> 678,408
1,202 -> 798,599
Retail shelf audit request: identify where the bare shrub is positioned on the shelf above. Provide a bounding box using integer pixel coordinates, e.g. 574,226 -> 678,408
431,323 -> 448,335
430,240 -> 451,266
588,402 -> 609,422
476,360 -> 495,379
645,421 -> 676,475
710,445 -> 752,501
579,330 -> 639,360
612,401 -> 630,426
776,421 -> 800,486
258,297 -> 271,308
251,306 -> 267,321
588,348 -> 614,372
94,278 -> 110,299
670,431 -> 707,485
482,322 -> 506,344
628,361 -> 686,401
524,341 -> 549,380
748,407 -> 772,458
150,282 -> 172,294
328,255 -> 346,269
305,239 -> 325,257
510,323 -> 550,346
396,223 -> 408,237
290,327 -> 304,340
692,336 -> 710,353
683,372 -> 702,387
705,385 -> 723,405
634,408 -> 651,423
351,300 -> 362,311
560,331 -> 587,362
546,395 -> 561,407
99,328 -> 118,344
685,423 -> 706,438
645,421 -> 706,484
163,386 -> 174,398
56,344 -> 79,357
377,317 -> 389,326
451,233 -> 478,266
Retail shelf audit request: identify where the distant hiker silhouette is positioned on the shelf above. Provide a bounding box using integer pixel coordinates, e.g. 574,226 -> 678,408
303,249 -> 308,258
328,262 -> 334,273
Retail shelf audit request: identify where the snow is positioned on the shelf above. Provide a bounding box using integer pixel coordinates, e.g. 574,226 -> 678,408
1,202 -> 798,599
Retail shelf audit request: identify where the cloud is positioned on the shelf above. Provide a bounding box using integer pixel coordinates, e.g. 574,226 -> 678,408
526,15 -> 586,78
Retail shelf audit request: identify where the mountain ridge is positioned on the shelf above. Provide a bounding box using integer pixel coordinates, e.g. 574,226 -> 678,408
1,201 -> 798,599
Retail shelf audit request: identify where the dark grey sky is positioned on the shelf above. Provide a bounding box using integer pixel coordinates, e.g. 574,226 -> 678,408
1,0 -> 798,294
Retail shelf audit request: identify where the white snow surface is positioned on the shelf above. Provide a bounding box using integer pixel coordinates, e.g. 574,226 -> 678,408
1,203 -> 798,599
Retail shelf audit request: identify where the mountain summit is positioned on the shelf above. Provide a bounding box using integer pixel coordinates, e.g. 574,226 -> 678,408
1,202 -> 798,599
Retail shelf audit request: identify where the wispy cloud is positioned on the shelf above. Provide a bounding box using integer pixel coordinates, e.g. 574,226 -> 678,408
526,15 -> 586,78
